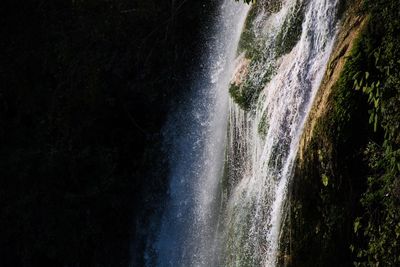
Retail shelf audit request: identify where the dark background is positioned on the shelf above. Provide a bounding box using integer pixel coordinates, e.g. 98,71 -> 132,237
0,0 -> 219,266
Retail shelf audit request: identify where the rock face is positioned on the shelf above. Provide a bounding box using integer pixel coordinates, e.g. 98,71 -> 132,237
298,3 -> 367,161
224,0 -> 341,265
280,0 -> 370,266
231,54 -> 251,87
278,0 -> 400,264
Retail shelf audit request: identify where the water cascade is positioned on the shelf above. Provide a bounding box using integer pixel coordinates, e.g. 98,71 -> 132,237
224,0 -> 339,266
154,0 -> 340,266
154,1 -> 249,266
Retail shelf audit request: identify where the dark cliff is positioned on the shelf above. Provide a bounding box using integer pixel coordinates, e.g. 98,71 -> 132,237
284,0 -> 400,266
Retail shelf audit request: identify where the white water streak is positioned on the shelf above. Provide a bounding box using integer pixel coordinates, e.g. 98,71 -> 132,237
225,0 -> 339,266
154,1 -> 249,266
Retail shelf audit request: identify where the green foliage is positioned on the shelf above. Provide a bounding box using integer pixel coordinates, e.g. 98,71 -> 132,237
286,51 -> 371,263
280,0 -> 400,266
349,0 -> 400,265
352,142 -> 400,266
321,174 -> 329,187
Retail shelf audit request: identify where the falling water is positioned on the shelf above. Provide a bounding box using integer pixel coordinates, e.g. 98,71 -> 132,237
153,0 -> 340,266
223,0 -> 339,266
153,1 -> 249,266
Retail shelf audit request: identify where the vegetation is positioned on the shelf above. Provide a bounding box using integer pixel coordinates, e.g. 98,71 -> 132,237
238,3 -> 260,57
285,55 -> 370,264
275,0 -> 305,57
229,65 -> 274,111
286,0 -> 400,266
232,0 -> 304,111
350,0 -> 400,264
2,0 -> 399,265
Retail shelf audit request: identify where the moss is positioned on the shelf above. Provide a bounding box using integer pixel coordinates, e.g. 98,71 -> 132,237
229,63 -> 275,111
237,4 -> 260,56
286,0 -> 400,265
257,113 -> 269,138
275,0 -> 305,57
234,1 -> 287,111
238,0 -> 283,59
284,8 -> 371,267
229,83 -> 251,110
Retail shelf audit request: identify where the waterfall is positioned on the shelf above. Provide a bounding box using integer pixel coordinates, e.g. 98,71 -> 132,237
224,0 -> 339,266
152,0 -> 340,266
153,1 -> 249,266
